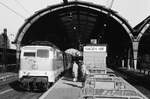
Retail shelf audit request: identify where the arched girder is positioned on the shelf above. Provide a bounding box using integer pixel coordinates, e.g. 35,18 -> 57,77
133,18 -> 150,70
14,1 -> 134,50
137,23 -> 150,41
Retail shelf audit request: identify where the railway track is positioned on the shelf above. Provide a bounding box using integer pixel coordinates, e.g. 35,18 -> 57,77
0,74 -> 64,99
0,81 -> 43,99
114,68 -> 150,98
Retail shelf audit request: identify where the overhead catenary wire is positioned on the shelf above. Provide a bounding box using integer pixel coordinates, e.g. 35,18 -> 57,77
13,0 -> 31,15
0,1 -> 26,19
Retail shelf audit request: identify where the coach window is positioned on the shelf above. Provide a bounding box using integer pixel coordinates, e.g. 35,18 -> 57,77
24,52 -> 35,57
37,49 -> 49,58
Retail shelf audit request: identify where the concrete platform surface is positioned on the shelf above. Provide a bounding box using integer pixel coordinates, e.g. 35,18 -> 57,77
40,77 -> 82,99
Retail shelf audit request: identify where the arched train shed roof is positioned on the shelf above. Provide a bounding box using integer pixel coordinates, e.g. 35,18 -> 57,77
14,1 -> 134,51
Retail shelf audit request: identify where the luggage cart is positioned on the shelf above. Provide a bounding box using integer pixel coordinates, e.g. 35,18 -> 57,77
80,74 -> 148,99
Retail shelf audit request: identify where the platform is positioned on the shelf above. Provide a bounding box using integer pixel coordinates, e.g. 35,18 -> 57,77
39,76 -> 82,99
39,68 -> 148,99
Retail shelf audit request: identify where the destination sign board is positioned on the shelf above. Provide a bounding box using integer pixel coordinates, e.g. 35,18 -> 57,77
84,46 -> 106,52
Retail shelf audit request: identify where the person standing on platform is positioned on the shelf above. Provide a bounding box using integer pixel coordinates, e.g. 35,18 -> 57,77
72,61 -> 79,82
81,63 -> 89,87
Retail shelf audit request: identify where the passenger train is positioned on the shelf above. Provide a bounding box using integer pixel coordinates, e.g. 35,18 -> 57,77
19,41 -> 72,91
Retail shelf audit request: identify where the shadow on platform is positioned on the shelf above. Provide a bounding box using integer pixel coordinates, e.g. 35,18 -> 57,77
63,82 -> 82,88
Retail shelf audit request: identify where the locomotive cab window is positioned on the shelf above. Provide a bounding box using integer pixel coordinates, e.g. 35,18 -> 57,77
37,49 -> 49,58
24,52 -> 35,57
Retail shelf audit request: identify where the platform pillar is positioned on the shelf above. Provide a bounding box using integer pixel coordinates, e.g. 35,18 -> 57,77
122,60 -> 124,68
133,40 -> 139,70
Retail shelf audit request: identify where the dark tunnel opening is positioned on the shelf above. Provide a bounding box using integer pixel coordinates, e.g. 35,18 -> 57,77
15,2 -> 134,68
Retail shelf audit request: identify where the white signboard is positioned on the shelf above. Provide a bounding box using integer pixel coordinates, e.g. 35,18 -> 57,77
84,46 -> 106,52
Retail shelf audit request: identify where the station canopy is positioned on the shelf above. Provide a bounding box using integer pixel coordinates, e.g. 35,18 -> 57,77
14,1 -> 133,57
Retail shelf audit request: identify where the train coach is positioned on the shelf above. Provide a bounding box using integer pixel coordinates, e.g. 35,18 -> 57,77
19,41 -> 72,91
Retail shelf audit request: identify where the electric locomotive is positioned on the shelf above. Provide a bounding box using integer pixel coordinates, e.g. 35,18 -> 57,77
19,41 -> 72,91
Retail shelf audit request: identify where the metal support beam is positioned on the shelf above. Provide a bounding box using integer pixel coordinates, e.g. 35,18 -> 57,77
133,39 -> 139,70
122,60 -> 124,68
127,48 -> 131,69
